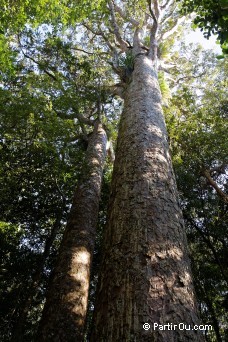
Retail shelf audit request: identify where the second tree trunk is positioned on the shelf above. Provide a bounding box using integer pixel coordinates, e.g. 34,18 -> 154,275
38,120 -> 107,341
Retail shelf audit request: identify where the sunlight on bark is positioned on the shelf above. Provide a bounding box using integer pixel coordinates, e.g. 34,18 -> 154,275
155,245 -> 184,260
71,249 -> 90,286
73,249 -> 90,266
64,249 -> 91,315
147,124 -> 163,137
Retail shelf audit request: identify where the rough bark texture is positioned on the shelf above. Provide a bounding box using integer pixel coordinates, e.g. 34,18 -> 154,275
91,55 -> 203,341
38,121 -> 107,341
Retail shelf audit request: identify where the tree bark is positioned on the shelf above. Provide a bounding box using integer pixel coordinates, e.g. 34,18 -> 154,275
38,120 -> 107,341
91,55 -> 204,341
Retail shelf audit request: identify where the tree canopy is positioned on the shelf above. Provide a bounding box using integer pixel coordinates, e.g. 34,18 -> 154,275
179,0 -> 228,54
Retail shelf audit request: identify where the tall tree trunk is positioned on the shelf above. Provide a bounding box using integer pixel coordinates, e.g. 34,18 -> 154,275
38,120 -> 107,341
91,55 -> 203,341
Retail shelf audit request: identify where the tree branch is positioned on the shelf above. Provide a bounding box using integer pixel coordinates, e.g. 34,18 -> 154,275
58,44 -> 109,57
147,0 -> 159,60
158,16 -> 185,41
147,0 -> 158,25
82,23 -> 116,53
153,0 -> 160,19
21,51 -> 58,81
210,164 -> 227,175
176,71 -> 207,84
112,1 -> 140,27
160,7 -> 176,27
186,215 -> 228,282
201,168 -> 228,203
160,0 -> 173,10
108,83 -> 125,99
108,0 -> 129,52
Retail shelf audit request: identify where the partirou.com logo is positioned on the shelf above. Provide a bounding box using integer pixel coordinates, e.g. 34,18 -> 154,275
143,322 -> 213,331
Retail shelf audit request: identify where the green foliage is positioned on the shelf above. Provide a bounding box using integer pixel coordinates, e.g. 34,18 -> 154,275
0,35 -> 17,75
178,0 -> 228,53
118,50 -> 135,69
0,0 -> 107,78
0,0 -> 106,31
158,72 -> 171,104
